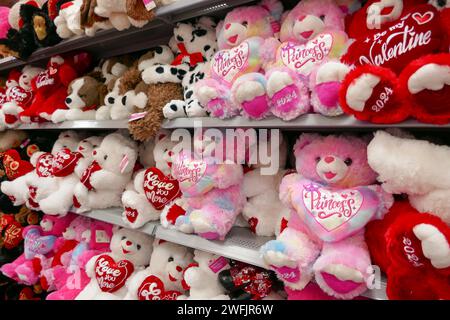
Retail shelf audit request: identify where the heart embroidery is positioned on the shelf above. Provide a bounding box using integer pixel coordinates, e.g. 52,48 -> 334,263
248,217 -> 258,234
296,180 -> 381,241
143,168 -> 181,210
51,148 -> 82,177
36,153 -> 54,178
212,41 -> 250,84
279,33 -> 333,76
137,275 -> 182,300
172,154 -> 207,187
95,255 -> 134,293
124,207 -> 138,224
24,227 -> 56,259
35,68 -> 57,89
412,11 -> 434,25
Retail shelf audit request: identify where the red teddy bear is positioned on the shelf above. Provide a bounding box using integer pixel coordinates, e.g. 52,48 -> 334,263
339,0 -> 450,124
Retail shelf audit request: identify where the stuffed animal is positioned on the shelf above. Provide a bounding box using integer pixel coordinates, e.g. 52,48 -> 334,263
72,133 -> 138,212
80,0 -> 113,36
0,6 -> 11,40
194,0 -> 284,120
365,130 -> 450,299
178,250 -> 230,300
54,0 -> 84,38
339,1 -> 450,124
75,227 -> 153,300
1,214 -> 75,286
242,133 -> 290,236
51,75 -> 104,123
45,220 -> 113,300
261,133 -> 394,299
161,17 -> 218,120
124,239 -> 193,300
122,131 -> 180,229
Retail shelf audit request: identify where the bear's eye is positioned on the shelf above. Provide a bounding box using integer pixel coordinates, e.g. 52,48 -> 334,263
104,155 -> 108,160
177,35 -> 184,42
319,15 -> 325,21
242,21 -> 248,27
137,244 -> 141,250
315,156 -> 321,163
168,257 -> 174,262
121,236 -> 126,240
344,158 -> 353,166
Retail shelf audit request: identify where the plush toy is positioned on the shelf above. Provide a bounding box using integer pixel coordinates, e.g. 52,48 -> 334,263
219,260 -> 282,300
0,7 -> 11,40
122,131 -> 180,229
51,75 -> 104,123
1,214 -> 75,286
124,239 -> 193,300
45,219 -> 113,300
75,227 -> 153,300
194,0 -> 284,120
72,133 -> 138,212
161,17 -> 218,120
365,130 -> 450,299
80,0 -> 113,36
242,133 -> 290,236
179,250 -> 230,300
340,1 -> 450,124
261,133 -> 394,299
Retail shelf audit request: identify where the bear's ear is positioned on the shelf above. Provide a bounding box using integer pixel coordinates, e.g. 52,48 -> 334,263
294,133 -> 322,156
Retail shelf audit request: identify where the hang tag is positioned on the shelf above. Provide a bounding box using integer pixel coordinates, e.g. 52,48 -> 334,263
142,0 -> 156,11
20,138 -> 31,149
129,112 -> 147,122
208,256 -> 228,273
96,230 -> 110,244
120,154 -> 130,174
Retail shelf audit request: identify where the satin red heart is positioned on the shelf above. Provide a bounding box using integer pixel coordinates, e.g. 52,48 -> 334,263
137,275 -> 182,300
95,255 -> 134,293
143,168 -> 181,210
51,148 -> 82,177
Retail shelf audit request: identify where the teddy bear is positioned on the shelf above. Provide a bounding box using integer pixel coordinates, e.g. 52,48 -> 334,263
75,226 -> 153,300
1,131 -> 80,212
124,239 -> 193,300
178,250 -> 230,300
218,259 -> 283,300
1,214 -> 75,286
365,130 -> 450,299
45,219 -> 113,300
169,147 -> 245,240
160,17 -> 218,120
0,65 -> 44,129
72,132 -> 138,213
339,0 -> 450,124
242,132 -> 290,237
121,130 -> 180,229
51,75 -> 104,123
194,0 -> 284,120
260,133 -> 394,300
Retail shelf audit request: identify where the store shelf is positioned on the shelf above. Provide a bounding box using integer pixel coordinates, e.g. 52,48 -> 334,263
68,206 -> 388,300
0,0 -> 255,73
17,120 -> 128,130
162,115 -> 450,130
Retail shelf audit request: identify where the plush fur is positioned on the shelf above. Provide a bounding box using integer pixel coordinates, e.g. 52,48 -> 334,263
75,227 -> 152,300
261,134 -> 394,299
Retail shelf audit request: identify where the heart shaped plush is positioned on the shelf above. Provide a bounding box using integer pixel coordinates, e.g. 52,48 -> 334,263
51,148 -> 82,177
342,5 -> 442,74
143,168 -> 181,210
137,275 -> 182,300
294,179 -> 382,242
24,227 -> 56,259
211,37 -> 264,85
7,86 -> 33,106
2,149 -> 33,180
95,255 -> 134,293
36,153 -> 54,178
3,222 -> 24,250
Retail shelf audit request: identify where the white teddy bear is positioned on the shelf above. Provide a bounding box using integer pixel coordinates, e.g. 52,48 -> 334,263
72,132 -> 138,212
178,250 -> 230,300
76,227 -> 153,300
124,239 -> 194,300
122,130 -> 178,228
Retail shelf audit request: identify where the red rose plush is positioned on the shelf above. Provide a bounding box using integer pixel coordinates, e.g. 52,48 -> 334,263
340,2 -> 450,124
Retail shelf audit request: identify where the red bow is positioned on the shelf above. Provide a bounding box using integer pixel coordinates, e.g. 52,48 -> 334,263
171,43 -> 204,67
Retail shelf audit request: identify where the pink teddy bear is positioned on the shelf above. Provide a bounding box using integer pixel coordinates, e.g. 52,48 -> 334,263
45,220 -> 113,300
195,0 -> 284,120
0,214 -> 75,286
261,134 -> 393,299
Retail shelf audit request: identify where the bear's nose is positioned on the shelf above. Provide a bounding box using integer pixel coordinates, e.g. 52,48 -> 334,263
108,97 -> 115,104
65,97 -> 72,104
324,156 -> 334,164
225,23 -> 231,30
126,241 -> 132,246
